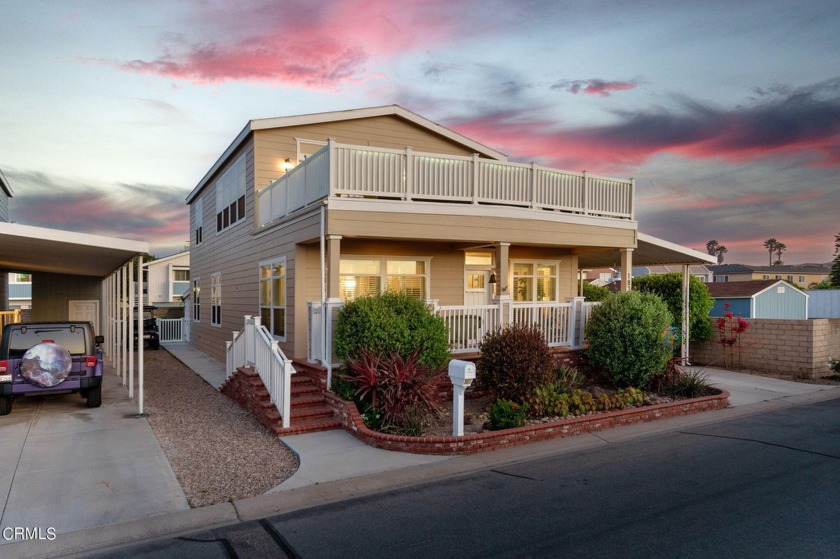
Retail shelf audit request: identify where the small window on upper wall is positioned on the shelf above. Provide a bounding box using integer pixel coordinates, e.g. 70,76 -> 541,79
193,198 -> 204,245
215,153 -> 246,233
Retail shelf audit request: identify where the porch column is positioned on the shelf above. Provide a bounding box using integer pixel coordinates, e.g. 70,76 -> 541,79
681,264 -> 690,364
619,248 -> 633,292
326,234 -> 342,300
495,241 -> 510,295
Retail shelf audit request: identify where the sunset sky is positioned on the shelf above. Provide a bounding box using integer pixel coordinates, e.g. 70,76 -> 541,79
1,0 -> 838,263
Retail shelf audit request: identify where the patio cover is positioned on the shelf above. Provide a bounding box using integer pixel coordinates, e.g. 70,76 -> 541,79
577,232 -> 716,268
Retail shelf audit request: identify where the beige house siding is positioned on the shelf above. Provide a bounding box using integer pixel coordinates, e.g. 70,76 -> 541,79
252,115 -> 494,198
327,209 -> 635,249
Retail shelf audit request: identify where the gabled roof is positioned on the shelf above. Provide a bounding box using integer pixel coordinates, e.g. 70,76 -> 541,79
706,280 -> 807,299
0,167 -> 12,198
186,105 -> 508,204
145,249 -> 190,268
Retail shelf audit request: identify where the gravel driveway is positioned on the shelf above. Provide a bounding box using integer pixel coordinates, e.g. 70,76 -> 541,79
140,348 -> 299,508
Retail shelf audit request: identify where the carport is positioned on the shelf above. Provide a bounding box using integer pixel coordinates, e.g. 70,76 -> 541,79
0,221 -> 149,414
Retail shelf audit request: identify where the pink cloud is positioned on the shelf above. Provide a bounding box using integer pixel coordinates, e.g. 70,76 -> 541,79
119,0 -> 468,88
553,79 -> 638,97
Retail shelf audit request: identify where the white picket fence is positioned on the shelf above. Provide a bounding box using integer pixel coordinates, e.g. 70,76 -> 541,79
226,315 -> 294,428
158,318 -> 186,342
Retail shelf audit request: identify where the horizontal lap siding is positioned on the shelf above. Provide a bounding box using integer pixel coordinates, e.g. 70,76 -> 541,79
328,210 -> 634,248
254,117 -> 486,195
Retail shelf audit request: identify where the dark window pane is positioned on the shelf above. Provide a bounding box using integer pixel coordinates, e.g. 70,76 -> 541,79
237,195 -> 245,220
217,213 -> 222,232
273,308 -> 285,337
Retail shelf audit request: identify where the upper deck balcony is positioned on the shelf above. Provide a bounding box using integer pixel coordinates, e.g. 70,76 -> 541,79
257,140 -> 634,228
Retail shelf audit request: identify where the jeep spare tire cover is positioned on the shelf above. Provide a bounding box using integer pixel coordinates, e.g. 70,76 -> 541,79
21,343 -> 73,388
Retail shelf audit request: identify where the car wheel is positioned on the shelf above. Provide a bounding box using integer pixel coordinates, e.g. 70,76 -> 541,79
0,395 -> 12,416
86,385 -> 102,408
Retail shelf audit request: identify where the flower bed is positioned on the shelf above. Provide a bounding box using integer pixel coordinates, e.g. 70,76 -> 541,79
322,388 -> 730,456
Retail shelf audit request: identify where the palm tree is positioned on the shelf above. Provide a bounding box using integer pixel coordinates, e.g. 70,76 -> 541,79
715,245 -> 728,264
706,240 -> 720,257
775,242 -> 787,265
763,238 -> 778,266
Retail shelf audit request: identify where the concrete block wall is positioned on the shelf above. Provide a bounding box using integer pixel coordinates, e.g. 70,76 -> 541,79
690,318 -> 840,378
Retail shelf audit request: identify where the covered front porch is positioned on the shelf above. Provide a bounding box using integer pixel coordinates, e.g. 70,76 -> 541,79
305,233 -> 716,367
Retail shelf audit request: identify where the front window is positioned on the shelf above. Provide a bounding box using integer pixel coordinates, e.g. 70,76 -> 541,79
513,261 -> 558,302
210,273 -> 221,327
192,278 -> 201,321
215,153 -> 246,233
339,257 -> 429,302
259,258 -> 286,339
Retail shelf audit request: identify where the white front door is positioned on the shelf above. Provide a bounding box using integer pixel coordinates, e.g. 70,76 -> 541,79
464,271 -> 493,306
69,300 -> 100,334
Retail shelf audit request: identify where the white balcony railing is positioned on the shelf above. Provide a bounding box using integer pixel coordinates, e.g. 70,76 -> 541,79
259,141 -> 634,227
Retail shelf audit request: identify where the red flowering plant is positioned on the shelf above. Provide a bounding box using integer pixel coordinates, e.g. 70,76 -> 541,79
716,302 -> 750,368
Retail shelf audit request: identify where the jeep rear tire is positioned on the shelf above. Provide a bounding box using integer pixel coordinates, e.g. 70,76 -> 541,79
86,385 -> 102,408
0,395 -> 12,416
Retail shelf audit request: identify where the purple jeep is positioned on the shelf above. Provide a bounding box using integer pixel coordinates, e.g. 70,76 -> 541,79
0,322 -> 104,416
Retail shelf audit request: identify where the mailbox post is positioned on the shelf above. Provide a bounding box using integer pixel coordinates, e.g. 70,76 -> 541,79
448,359 -> 476,436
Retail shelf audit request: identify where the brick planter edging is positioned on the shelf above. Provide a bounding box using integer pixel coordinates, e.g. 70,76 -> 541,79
323,389 -> 730,455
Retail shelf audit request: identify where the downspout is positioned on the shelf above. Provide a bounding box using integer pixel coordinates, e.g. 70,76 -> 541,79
320,202 -> 331,389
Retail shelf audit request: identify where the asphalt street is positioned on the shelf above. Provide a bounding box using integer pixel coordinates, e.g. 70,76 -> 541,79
89,397 -> 840,559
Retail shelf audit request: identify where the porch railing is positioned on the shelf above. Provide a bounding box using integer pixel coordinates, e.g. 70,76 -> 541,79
308,297 -> 601,362
258,141 -> 634,227
226,315 -> 294,428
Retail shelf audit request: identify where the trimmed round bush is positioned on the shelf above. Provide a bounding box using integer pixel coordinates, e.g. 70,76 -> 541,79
632,273 -> 714,342
477,323 -> 554,403
334,291 -> 450,371
584,291 -> 673,387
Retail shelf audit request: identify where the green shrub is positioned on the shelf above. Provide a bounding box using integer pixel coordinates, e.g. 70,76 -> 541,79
584,291 -> 674,387
330,372 -> 357,401
334,291 -> 450,371
583,282 -> 611,302
671,369 -> 712,398
477,323 -> 554,403
488,399 -> 529,430
830,358 -> 840,373
632,273 -> 714,343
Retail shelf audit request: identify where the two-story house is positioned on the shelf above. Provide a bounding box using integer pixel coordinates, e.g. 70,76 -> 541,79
186,105 -> 714,367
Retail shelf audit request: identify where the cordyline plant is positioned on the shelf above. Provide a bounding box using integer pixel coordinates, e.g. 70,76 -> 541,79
343,349 -> 446,428
716,302 -> 750,368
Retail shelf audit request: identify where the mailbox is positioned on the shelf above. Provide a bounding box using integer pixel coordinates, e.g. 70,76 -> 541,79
448,359 -> 476,388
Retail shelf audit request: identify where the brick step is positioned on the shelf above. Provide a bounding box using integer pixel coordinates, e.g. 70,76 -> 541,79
289,393 -> 327,407
291,404 -> 334,420
275,416 -> 342,436
290,383 -> 320,396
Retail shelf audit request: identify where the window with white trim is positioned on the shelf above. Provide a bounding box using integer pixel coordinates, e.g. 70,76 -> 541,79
193,198 -> 203,245
296,138 -> 327,163
210,273 -> 221,327
215,153 -> 246,233
512,261 -> 558,302
259,258 -> 286,339
192,278 -> 200,321
172,268 -> 190,301
339,257 -> 429,302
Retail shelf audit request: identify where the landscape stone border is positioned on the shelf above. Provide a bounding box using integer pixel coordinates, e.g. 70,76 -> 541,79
321,388 -> 730,455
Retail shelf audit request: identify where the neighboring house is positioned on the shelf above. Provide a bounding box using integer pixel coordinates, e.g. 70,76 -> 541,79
186,104 -> 714,364
1,168 -> 12,309
710,263 -> 830,288
145,250 -> 190,307
8,272 -> 32,309
707,280 -> 809,319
